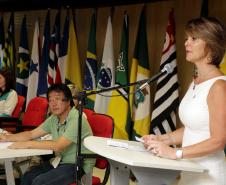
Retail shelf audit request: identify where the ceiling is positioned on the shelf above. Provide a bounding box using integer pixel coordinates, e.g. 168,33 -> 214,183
0,0 -> 168,11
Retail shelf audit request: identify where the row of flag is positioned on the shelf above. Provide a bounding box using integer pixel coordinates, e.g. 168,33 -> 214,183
6,10 -> 82,107
1,4 -> 225,140
89,7 -> 180,140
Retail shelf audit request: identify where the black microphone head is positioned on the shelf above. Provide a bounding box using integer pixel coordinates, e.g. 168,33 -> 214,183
161,63 -> 174,74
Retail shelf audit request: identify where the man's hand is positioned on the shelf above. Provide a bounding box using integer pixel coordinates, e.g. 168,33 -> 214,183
8,141 -> 31,149
0,134 -> 9,142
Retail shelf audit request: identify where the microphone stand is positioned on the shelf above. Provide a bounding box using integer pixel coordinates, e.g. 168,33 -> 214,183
75,70 -> 168,184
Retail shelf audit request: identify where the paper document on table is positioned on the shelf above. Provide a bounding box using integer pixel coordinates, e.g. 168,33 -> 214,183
107,139 -> 147,152
0,142 -> 13,149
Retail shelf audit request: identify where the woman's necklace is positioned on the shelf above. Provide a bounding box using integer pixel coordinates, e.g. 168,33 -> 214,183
192,84 -> 198,98
192,68 -> 218,91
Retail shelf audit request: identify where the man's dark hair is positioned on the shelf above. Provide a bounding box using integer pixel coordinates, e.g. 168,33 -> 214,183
47,83 -> 74,107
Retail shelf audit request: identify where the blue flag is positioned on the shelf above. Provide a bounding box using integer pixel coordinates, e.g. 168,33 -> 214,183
16,15 -> 30,97
57,12 -> 69,83
37,10 -> 50,96
49,11 -> 60,85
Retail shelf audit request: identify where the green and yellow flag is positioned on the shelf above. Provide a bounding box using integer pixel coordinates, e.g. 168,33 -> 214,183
107,12 -> 131,139
130,7 -> 151,139
65,17 -> 82,89
220,55 -> 226,74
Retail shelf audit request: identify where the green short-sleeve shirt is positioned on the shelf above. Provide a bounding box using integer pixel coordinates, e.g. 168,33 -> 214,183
40,107 -> 95,174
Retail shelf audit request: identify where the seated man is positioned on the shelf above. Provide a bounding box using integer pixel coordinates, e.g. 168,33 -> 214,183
0,83 -> 95,185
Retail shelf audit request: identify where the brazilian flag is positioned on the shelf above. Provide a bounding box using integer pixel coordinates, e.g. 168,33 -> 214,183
83,10 -> 98,109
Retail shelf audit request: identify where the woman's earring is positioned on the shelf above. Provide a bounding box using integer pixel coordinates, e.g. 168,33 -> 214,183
207,56 -> 212,64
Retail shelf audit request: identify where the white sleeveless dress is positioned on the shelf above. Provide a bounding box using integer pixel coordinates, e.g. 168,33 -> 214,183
178,76 -> 226,185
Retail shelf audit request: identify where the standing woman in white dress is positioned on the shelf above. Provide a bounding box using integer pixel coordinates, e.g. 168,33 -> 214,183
142,17 -> 226,185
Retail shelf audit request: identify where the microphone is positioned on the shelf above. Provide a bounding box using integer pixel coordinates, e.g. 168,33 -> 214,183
138,63 -> 174,90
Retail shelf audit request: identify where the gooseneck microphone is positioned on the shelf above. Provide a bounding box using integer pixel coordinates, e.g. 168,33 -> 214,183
138,63 -> 174,90
73,63 -> 174,100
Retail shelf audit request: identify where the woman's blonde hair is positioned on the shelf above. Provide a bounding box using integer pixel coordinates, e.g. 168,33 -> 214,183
185,17 -> 226,67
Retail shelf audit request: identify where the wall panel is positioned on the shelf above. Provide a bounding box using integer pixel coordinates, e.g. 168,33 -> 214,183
3,0 -> 226,127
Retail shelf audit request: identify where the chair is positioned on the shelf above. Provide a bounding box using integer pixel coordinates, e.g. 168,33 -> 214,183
70,113 -> 114,185
16,97 -> 48,131
12,95 -> 26,118
88,113 -> 114,185
0,97 -> 48,132
83,108 -> 95,124
83,108 -> 95,118
0,95 -> 25,132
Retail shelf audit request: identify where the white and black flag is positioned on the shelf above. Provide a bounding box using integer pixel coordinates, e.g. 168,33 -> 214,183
150,9 -> 179,135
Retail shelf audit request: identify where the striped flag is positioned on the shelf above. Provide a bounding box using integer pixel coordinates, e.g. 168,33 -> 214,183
37,10 -> 50,97
4,12 -> 15,71
150,9 -> 179,135
48,11 -> 60,85
65,16 -> 82,89
16,16 -> 30,97
0,15 -> 5,69
94,15 -> 115,114
83,10 -> 97,109
26,20 -> 40,107
130,8 -> 151,139
57,11 -> 69,83
107,12 -> 131,139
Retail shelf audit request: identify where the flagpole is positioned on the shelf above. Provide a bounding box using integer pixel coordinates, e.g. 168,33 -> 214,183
75,67 -> 171,184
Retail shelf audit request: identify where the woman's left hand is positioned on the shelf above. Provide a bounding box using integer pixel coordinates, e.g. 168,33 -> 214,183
145,140 -> 177,159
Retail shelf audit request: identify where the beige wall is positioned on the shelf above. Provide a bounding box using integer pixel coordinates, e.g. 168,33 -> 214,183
2,0 -> 226,125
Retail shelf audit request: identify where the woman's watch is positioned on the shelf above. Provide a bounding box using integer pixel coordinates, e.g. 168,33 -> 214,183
176,149 -> 183,159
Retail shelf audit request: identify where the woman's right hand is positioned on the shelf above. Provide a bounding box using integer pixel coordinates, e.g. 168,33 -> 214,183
142,134 -> 160,141
142,134 -> 161,148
